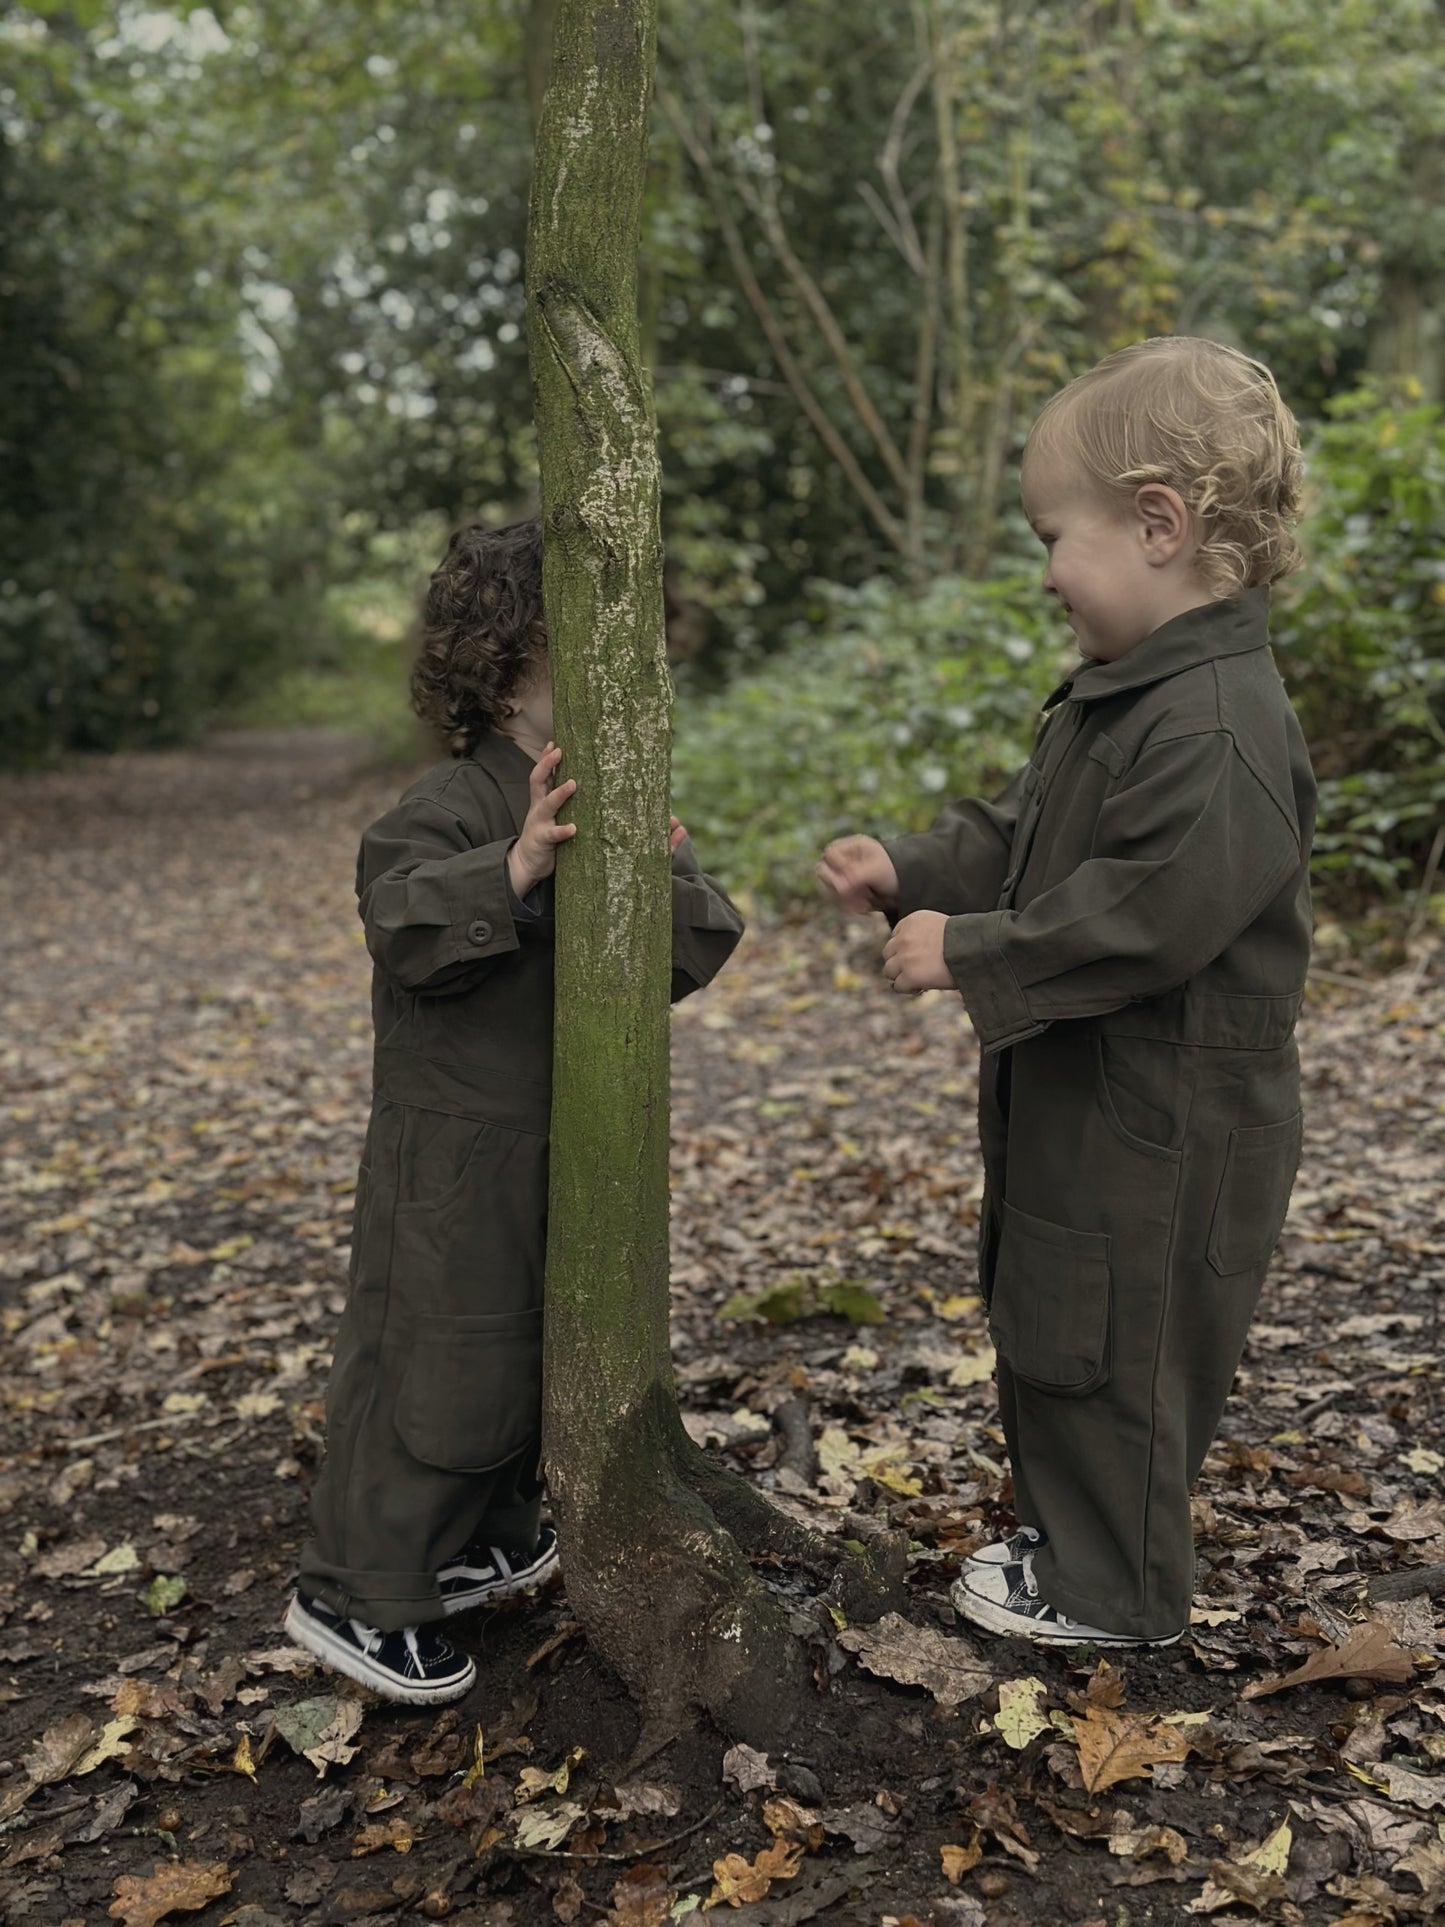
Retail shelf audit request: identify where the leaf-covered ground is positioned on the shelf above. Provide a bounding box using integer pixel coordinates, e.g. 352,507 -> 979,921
2,735 -> 1443,1927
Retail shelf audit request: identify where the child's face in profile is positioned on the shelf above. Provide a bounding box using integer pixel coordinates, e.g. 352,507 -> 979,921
1021,458 -> 1173,664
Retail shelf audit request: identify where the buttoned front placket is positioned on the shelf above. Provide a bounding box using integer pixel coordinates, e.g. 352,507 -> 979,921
997,690 -> 1084,910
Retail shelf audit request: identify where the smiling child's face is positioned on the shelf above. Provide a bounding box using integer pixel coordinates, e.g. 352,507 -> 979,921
1020,457 -> 1174,664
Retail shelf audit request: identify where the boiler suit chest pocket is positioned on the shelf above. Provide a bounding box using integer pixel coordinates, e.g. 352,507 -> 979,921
987,1200 -> 1112,1397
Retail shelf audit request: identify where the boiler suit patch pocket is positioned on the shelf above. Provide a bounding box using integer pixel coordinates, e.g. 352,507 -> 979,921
1206,1112 -> 1302,1275
390,1111 -> 549,1316
988,1201 -> 1112,1397
395,1308 -> 543,1472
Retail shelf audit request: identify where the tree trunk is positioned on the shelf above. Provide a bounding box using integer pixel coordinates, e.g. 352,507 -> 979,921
527,0 -> 901,1751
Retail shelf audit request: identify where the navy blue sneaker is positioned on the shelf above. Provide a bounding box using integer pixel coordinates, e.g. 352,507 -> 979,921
283,1591 -> 476,1704
436,1524 -> 559,1616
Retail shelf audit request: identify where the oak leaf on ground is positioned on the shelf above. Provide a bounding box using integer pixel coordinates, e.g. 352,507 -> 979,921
107,1859 -> 234,1927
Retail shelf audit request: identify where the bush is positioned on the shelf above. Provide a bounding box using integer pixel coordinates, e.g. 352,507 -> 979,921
1275,390 -> 1445,896
672,573 -> 1063,906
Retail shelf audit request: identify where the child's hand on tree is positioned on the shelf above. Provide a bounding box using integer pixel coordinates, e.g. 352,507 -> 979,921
669,816 -> 688,854
816,836 -> 900,915
508,743 -> 578,897
882,911 -> 953,994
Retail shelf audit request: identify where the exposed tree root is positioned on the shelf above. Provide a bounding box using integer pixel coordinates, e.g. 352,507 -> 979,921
553,1452 -> 812,1751
668,1416 -> 909,1623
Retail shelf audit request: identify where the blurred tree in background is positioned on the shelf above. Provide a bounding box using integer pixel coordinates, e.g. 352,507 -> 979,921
1,0 -> 1441,901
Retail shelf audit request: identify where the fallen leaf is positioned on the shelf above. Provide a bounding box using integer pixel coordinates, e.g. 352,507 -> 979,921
269,1696 -> 364,1777
108,1859 -> 234,1927
74,1716 -> 142,1777
940,1836 -> 983,1882
1108,1820 -> 1190,1865
994,1677 -> 1050,1749
720,1743 -> 774,1793
1348,1760 -> 1445,1812
513,1800 -> 586,1850
350,1817 -> 415,1856
707,1837 -> 803,1907
516,1746 -> 585,1804
1241,1617 -> 1415,1699
1071,1706 -> 1193,1794
1398,1830 -> 1445,1910
836,1613 -> 993,1707
607,1861 -> 674,1927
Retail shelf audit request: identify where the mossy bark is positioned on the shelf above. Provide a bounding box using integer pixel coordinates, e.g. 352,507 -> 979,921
527,0 -> 897,1748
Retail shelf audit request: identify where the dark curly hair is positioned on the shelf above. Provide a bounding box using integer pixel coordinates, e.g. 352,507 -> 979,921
411,518 -> 548,756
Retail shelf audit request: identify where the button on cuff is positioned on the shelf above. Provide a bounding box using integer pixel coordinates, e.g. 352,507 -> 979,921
465,918 -> 493,947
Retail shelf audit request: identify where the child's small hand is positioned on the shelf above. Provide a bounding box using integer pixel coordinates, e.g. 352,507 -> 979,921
508,743 -> 577,897
816,836 -> 900,915
669,815 -> 688,854
882,911 -> 953,994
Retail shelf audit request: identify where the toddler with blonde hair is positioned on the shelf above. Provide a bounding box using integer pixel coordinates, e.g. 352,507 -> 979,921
820,337 -> 1316,1646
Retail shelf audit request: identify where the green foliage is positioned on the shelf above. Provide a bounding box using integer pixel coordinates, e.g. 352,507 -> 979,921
1275,390 -> 1445,895
673,573 -> 1062,905
719,1276 -> 885,1326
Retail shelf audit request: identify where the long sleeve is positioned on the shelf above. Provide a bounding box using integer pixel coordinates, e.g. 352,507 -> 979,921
943,731 -> 1302,1051
357,797 -> 522,994
883,767 -> 1027,917
669,834 -> 746,1000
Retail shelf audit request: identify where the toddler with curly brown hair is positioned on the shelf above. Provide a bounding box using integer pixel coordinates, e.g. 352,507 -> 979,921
286,519 -> 744,1703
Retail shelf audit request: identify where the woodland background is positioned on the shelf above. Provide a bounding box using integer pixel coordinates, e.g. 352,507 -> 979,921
3,0 -> 1443,919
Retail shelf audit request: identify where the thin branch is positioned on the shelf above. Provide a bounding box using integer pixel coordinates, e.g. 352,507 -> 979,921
878,51 -> 933,276
657,85 -> 907,557
723,28 -> 913,501
728,165 -> 913,498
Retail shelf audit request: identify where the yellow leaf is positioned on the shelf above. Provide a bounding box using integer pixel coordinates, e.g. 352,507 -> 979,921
1245,1821 -> 1291,1877
74,1717 -> 141,1777
948,1347 -> 996,1388
461,1725 -> 487,1789
994,1677 -> 1050,1750
937,1295 -> 981,1320
230,1734 -> 257,1781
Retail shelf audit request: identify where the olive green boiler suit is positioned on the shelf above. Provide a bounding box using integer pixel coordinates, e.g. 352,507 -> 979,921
885,591 -> 1316,1638
301,733 -> 744,1630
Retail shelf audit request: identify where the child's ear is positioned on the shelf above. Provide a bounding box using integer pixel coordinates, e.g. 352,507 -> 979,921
1134,483 -> 1192,565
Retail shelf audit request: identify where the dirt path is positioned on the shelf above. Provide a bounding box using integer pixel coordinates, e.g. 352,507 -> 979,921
2,737 -> 1443,1927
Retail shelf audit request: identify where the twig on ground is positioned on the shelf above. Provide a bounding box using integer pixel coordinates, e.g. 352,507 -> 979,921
1367,1562 -> 1445,1604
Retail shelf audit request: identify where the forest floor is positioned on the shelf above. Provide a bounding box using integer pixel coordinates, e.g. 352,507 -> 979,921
1,733 -> 1443,1927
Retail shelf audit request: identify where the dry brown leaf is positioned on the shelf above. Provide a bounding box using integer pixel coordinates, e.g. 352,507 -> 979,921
107,1859 -> 234,1927
707,1837 -> 804,1907
762,1795 -> 825,1848
940,1835 -> 983,1882
835,1612 -> 994,1707
1240,1616 -> 1415,1700
1071,1706 -> 1192,1794
26,1712 -> 98,1788
1108,1820 -> 1190,1864
350,1816 -> 415,1856
607,1861 -> 674,1927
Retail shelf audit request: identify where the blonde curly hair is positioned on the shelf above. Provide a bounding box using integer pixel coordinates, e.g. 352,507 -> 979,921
1022,337 -> 1304,594
410,518 -> 548,756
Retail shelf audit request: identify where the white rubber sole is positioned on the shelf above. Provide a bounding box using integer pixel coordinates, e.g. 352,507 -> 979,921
952,1579 -> 1183,1649
283,1598 -> 476,1705
438,1534 -> 560,1617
